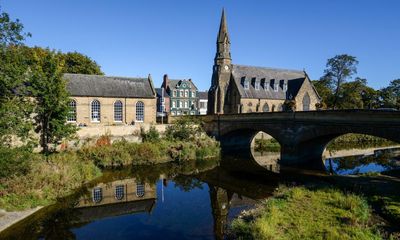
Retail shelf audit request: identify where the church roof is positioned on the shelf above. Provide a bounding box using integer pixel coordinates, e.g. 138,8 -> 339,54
231,64 -> 306,100
65,73 -> 156,98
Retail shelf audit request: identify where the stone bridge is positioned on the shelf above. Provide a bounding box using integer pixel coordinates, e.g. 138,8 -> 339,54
198,110 -> 400,170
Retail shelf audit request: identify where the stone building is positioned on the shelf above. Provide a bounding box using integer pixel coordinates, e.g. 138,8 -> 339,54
161,74 -> 199,116
65,73 -> 156,126
208,10 -> 320,114
198,91 -> 208,115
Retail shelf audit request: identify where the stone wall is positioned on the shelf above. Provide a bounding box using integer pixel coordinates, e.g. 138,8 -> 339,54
294,78 -> 320,111
71,96 -> 156,126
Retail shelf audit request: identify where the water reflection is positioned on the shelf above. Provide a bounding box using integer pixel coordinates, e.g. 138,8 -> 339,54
325,146 -> 400,175
3,145 -> 400,239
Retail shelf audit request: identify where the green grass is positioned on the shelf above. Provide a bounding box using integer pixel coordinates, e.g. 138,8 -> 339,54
326,133 -> 397,151
254,138 -> 281,152
231,186 -> 381,240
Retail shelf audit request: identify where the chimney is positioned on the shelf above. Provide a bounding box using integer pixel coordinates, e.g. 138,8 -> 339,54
162,74 -> 169,89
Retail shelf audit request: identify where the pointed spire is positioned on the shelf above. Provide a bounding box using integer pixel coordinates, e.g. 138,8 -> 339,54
217,8 -> 229,44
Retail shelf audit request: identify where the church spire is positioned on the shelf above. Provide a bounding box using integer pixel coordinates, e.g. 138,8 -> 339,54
217,8 -> 230,44
215,8 -> 231,64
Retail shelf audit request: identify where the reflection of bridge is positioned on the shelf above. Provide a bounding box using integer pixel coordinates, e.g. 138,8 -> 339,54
200,110 -> 400,169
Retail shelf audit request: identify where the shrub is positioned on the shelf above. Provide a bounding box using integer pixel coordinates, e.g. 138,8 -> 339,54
141,125 -> 160,143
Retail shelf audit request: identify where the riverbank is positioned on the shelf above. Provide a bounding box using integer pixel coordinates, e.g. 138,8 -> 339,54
229,171 -> 400,239
0,120 -> 220,213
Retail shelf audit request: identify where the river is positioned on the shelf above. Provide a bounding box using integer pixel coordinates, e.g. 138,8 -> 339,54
1,144 -> 400,240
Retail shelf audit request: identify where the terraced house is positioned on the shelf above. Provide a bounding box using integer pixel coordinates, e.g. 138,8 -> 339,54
65,73 -> 157,126
161,74 -> 199,116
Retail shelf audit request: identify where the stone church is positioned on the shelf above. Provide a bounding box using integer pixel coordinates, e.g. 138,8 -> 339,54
208,10 -> 321,114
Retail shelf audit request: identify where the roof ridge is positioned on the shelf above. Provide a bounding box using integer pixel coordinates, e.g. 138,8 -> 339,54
232,64 -> 305,74
63,73 -> 148,81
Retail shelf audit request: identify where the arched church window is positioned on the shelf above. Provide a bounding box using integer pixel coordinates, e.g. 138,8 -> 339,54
114,100 -> 123,122
272,105 -> 276,112
263,103 -> 270,112
136,101 -> 144,122
303,93 -> 311,111
92,187 -> 102,203
136,183 -> 145,197
67,100 -> 77,122
277,103 -> 283,111
91,100 -> 101,122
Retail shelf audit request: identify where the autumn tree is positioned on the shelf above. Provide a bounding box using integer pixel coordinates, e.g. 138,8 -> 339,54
61,51 -> 103,75
29,48 -> 77,153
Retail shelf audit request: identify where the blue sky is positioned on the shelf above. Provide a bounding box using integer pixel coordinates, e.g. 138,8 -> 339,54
2,0 -> 400,90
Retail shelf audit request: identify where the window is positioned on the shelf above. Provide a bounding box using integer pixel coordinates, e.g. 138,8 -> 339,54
265,81 -> 269,91
91,100 -> 101,122
180,90 -> 183,97
200,102 -> 206,108
67,100 -> 77,122
114,100 -> 123,122
274,83 -> 279,92
192,91 -> 196,97
303,93 -> 311,111
115,185 -> 124,200
185,90 -> 188,98
178,100 -> 181,108
263,103 -> 270,112
173,90 -> 176,97
136,183 -> 145,197
92,187 -> 102,203
184,101 -> 188,108
136,101 -> 144,122
277,103 -> 283,111
172,101 -> 176,108
255,81 -> 260,90
244,80 -> 249,90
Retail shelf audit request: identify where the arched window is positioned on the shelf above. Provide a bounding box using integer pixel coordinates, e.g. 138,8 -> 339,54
272,105 -> 276,112
277,103 -> 283,112
92,187 -> 102,203
115,185 -> 124,200
136,101 -> 144,122
263,103 -> 270,112
91,100 -> 101,122
136,183 -> 145,197
67,100 -> 77,122
114,100 -> 123,122
303,93 -> 311,111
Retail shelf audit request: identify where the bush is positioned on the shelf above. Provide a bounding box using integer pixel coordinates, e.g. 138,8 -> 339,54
141,125 -> 160,143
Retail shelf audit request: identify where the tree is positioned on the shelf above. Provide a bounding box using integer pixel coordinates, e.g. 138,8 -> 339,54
322,54 -> 359,109
379,79 -> 400,109
0,6 -> 31,46
312,79 -> 334,108
0,7 -> 33,147
29,48 -> 77,153
61,51 -> 103,75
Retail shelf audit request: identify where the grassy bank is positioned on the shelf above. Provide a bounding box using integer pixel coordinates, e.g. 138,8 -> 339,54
230,186 -> 381,240
254,138 -> 281,152
0,118 -> 221,211
326,133 -> 397,151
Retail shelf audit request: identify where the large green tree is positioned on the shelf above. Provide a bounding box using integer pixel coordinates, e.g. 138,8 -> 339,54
0,7 -> 33,147
29,48 -> 77,153
379,79 -> 400,109
61,51 -> 103,75
321,54 -> 359,109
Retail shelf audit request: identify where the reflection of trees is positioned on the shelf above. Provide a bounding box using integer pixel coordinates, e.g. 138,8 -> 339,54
333,151 -> 399,172
173,176 -> 203,192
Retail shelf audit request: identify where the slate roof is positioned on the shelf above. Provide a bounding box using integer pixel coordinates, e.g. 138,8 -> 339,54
155,88 -> 170,98
167,79 -> 198,91
231,64 -> 306,100
64,73 -> 156,98
198,91 -> 208,100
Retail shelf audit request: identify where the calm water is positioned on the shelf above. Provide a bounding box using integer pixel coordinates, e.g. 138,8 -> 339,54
2,145 -> 400,240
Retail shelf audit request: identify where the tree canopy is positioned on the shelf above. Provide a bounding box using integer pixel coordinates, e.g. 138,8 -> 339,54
61,51 -> 103,75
